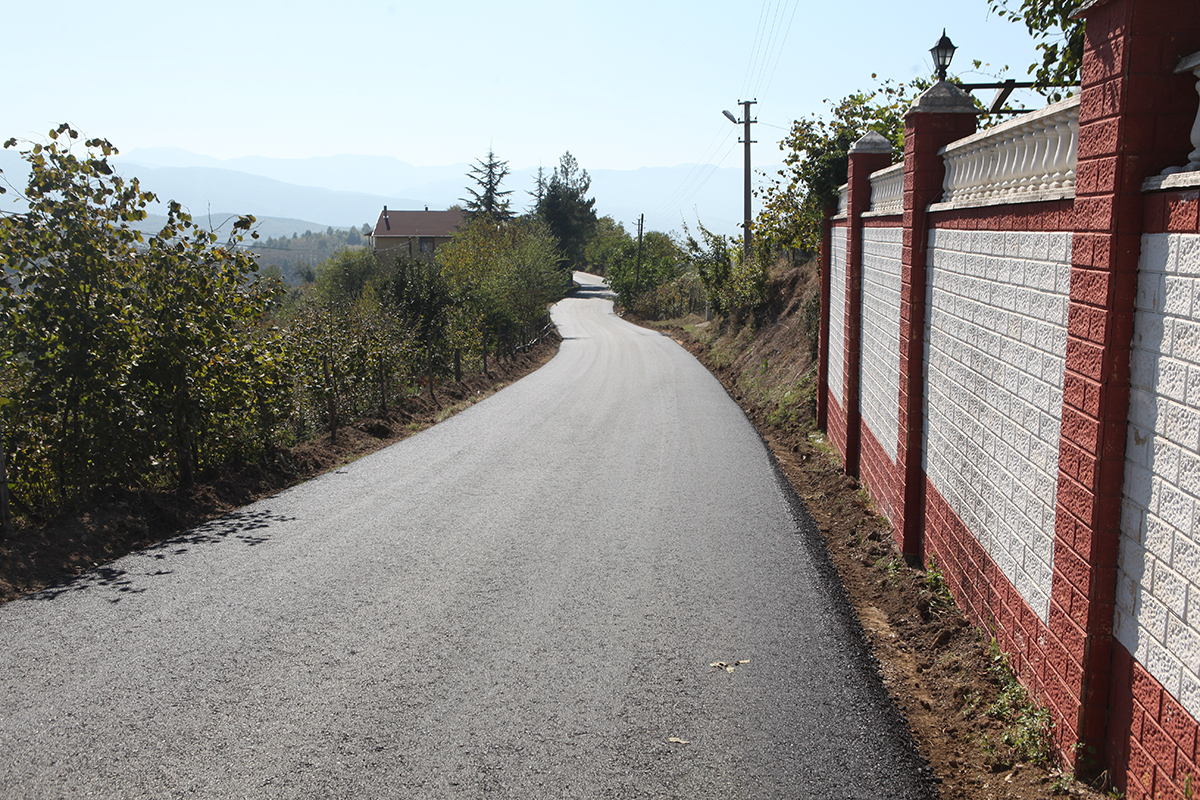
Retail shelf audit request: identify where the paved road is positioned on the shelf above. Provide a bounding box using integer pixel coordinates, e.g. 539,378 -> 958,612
0,273 -> 933,799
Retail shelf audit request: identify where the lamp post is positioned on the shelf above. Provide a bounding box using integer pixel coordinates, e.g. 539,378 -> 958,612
930,29 -> 957,82
722,100 -> 756,259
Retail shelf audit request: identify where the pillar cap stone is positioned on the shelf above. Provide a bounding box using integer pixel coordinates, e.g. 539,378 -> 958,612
907,80 -> 977,115
849,130 -> 895,154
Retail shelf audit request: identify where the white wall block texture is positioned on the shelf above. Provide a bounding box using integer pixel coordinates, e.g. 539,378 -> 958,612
860,227 -> 903,462
829,231 -> 848,406
923,229 -> 1072,622
1120,232 -> 1200,722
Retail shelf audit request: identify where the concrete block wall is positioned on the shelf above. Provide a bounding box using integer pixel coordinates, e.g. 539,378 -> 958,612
859,223 -> 904,521
827,222 -> 849,456
1109,191 -> 1200,798
924,228 -> 1072,622
860,225 -> 903,465
1120,231 -> 1200,722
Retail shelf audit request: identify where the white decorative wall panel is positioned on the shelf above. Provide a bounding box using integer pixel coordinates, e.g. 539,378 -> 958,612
829,230 -> 848,407
860,227 -> 903,462
923,229 -> 1071,622
1118,232 -> 1200,721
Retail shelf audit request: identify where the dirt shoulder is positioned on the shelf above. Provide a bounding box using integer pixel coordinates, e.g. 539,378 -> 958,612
0,334 -> 560,604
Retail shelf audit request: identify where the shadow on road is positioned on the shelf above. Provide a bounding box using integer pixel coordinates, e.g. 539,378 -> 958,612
30,509 -> 294,603
569,281 -> 615,300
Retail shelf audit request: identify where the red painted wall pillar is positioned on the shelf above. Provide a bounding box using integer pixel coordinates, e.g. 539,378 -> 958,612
842,133 -> 896,479
894,83 -> 977,558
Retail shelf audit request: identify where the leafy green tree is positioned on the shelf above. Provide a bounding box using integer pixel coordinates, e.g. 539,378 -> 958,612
312,248 -> 385,305
606,230 -> 677,300
0,125 -> 284,502
756,81 -> 917,254
988,0 -> 1084,98
584,216 -> 633,277
494,218 -> 568,336
132,202 -> 280,485
436,214 -> 566,354
462,148 -> 514,220
0,126 -> 153,498
537,151 -> 597,271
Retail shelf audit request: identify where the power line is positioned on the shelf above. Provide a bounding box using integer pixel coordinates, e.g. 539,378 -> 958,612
739,1 -> 773,100
645,126 -> 737,222
750,0 -> 788,98
644,134 -> 741,232
758,0 -> 800,99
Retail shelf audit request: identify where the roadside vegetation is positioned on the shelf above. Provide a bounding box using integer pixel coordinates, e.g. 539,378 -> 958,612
0,127 -> 574,529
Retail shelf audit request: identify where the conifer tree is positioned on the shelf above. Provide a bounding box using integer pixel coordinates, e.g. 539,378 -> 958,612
461,148 -> 514,220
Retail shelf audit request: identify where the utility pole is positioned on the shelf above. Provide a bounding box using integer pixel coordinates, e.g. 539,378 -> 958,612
722,100 -> 757,260
634,214 -> 644,295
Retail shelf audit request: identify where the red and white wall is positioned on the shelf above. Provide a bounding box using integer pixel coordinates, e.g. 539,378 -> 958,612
924,226 -> 1071,623
817,0 -> 1200,793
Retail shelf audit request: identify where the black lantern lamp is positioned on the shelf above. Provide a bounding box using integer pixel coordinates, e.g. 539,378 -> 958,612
930,29 -> 956,82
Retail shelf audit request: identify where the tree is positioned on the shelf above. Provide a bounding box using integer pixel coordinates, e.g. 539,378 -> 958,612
756,80 -> 916,254
527,165 -> 547,214
584,216 -> 633,277
461,148 -> 514,220
0,126 -> 154,497
988,0 -> 1085,98
0,125 -> 284,504
131,202 -> 280,485
537,151 -> 597,271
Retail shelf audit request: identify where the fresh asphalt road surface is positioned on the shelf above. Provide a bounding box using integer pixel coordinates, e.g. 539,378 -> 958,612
0,273 -> 933,799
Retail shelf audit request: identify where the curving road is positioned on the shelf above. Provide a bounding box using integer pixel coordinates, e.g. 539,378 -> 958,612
0,273 -> 934,799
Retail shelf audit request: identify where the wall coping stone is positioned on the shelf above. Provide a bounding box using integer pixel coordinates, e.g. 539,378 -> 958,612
1142,171 -> 1200,192
1070,0 -> 1112,18
928,187 -> 1076,213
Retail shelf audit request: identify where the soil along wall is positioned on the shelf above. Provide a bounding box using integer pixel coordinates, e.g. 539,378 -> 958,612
816,0 -> 1200,791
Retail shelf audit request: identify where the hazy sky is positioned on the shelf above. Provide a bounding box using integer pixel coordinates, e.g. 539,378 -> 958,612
9,0 -> 1050,174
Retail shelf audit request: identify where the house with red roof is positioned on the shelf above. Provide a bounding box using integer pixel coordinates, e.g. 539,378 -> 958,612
370,206 -> 465,257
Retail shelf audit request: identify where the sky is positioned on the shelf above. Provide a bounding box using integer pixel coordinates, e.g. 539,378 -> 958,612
5,0 -> 1054,231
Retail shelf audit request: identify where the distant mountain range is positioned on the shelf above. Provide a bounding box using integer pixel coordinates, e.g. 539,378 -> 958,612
0,147 -> 774,241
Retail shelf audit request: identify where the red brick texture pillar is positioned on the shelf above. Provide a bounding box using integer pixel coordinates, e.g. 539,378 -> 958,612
894,84 -> 977,558
1054,0 -> 1200,779
842,133 -> 896,480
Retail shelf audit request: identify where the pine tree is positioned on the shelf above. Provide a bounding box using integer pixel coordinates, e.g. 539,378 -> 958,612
528,165 -> 547,213
536,151 -> 597,270
461,148 -> 514,220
